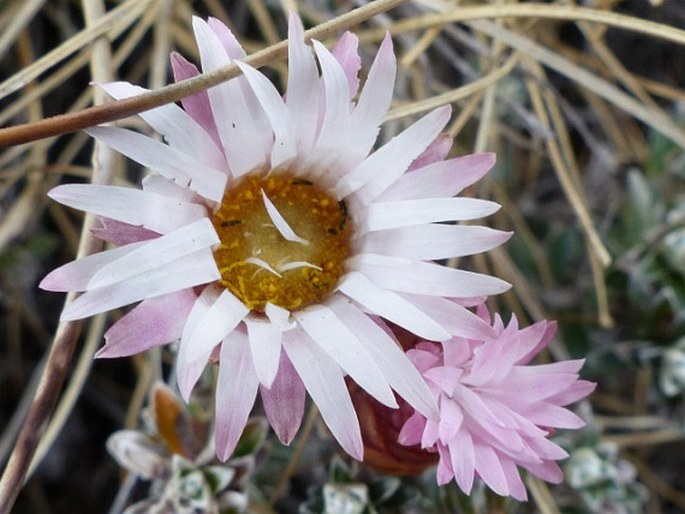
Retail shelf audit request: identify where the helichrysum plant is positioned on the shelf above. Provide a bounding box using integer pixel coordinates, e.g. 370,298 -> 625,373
40,12 -> 594,506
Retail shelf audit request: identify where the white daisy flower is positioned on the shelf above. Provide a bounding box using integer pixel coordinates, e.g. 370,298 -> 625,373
41,14 -> 511,460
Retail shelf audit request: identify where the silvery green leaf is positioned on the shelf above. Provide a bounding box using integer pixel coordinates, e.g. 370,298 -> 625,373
204,465 -> 236,493
322,484 -> 368,514
659,337 -> 685,396
217,490 -> 249,514
566,447 -> 606,488
107,430 -> 169,479
178,470 -> 211,504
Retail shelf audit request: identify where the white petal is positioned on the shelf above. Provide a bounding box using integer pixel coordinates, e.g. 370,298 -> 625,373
347,33 -> 396,162
40,242 -> 145,292
362,225 -> 511,260
142,175 -> 198,202
61,248 -> 220,321
177,287 -> 249,399
365,198 -> 501,231
311,40 -> 352,159
236,62 -> 296,168
86,126 -> 227,203
282,329 -> 363,460
176,285 -> 220,399
286,13 -> 320,155
337,272 -> 450,341
265,302 -> 295,331
328,296 -> 438,419
398,293 -> 496,340
193,17 -> 270,177
334,106 -> 451,202
215,331 -> 260,461
48,184 -> 207,234
89,218 -> 219,289
293,304 -> 397,408
261,190 -> 308,245
355,255 -> 511,297
245,317 -> 282,388
97,82 -> 226,170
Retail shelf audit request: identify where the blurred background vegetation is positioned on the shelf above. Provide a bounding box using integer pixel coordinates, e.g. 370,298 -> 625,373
1,0 -> 685,512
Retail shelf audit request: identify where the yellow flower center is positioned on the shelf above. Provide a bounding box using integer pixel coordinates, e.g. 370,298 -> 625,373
211,173 -> 352,312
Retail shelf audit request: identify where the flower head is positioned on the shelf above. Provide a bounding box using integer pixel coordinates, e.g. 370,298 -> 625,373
41,14 -> 510,461
398,307 -> 596,501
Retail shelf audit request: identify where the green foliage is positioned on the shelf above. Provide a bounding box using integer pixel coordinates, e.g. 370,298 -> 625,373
300,456 -> 422,514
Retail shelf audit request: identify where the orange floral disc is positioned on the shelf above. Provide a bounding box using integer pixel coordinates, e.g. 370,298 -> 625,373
211,173 -> 352,312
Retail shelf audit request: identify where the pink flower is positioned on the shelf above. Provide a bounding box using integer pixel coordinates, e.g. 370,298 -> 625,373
41,14 -> 511,461
399,306 -> 596,501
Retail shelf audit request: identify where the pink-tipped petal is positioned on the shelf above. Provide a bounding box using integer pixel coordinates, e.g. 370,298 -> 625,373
380,152 -> 496,201
170,52 -> 221,146
92,218 -> 160,246
365,197 -> 501,231
88,218 -> 219,289
401,293 -> 497,340
331,31 -> 361,97
362,225 -> 512,260
357,256 -> 511,298
48,184 -> 206,234
260,351 -> 306,445
40,242 -> 144,292
207,17 -> 246,59
215,331 -> 260,461
177,288 -> 249,400
334,106 -> 452,202
408,133 -> 453,170
61,248 -> 220,321
97,289 -> 196,358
